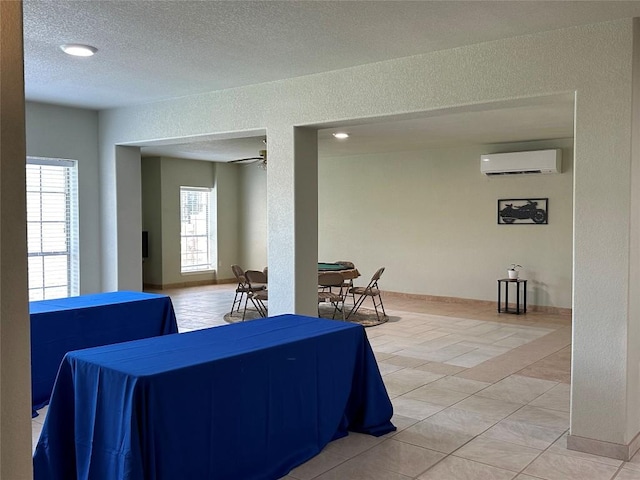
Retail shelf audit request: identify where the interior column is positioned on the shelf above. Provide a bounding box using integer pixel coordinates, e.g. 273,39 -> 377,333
266,126 -> 318,316
568,20 -> 640,460
100,145 -> 143,291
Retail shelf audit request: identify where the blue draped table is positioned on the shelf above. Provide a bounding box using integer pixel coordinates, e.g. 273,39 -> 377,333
30,291 -> 178,416
33,314 -> 395,480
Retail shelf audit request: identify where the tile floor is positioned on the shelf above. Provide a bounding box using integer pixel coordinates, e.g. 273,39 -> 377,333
32,284 -> 640,480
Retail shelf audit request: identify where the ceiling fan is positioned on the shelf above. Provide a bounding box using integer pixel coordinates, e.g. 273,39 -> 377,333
227,139 -> 267,168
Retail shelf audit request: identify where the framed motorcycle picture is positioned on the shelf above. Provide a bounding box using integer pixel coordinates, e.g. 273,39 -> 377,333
497,198 -> 548,225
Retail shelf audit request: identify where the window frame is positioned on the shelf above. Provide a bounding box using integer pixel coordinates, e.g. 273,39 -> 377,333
179,186 -> 216,274
26,157 -> 79,301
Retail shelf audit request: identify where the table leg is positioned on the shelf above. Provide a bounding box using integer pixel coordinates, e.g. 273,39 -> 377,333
505,281 -> 509,312
516,282 -> 520,314
497,281 -> 501,313
524,281 -> 527,313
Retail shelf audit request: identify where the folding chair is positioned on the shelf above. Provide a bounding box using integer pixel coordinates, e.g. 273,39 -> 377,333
243,269 -> 268,319
347,267 -> 386,321
317,272 -> 346,320
335,260 -> 356,305
230,265 -> 252,314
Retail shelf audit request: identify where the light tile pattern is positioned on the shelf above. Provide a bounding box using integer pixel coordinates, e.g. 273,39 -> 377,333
31,284 -> 637,479
523,451 -> 619,480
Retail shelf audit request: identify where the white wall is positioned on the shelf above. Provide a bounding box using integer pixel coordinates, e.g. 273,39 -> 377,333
238,164 -> 267,271
319,140 -> 573,308
627,17 -> 640,445
235,140 -> 574,308
25,102 -> 101,293
115,146 -> 143,291
214,162 -> 241,282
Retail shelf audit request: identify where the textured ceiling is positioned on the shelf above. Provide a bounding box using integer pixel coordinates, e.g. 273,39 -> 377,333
23,0 -> 635,158
23,0 -> 640,110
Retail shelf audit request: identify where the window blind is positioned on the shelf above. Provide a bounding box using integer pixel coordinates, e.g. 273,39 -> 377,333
26,157 -> 79,301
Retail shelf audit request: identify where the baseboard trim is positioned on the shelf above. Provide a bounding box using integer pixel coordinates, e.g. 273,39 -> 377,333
144,278 -> 236,290
383,291 -> 572,315
567,431 -> 640,461
142,283 -> 571,315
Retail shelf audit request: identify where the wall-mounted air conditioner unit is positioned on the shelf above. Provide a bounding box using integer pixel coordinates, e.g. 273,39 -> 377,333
480,149 -> 562,176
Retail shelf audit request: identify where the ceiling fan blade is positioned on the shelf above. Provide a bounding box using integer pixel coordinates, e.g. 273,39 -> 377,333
227,148 -> 267,166
227,156 -> 262,163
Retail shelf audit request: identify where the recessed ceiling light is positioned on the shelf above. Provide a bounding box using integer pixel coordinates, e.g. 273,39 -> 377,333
60,44 -> 97,57
333,132 -> 349,139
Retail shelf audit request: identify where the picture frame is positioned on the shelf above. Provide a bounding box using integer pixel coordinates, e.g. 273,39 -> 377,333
497,198 -> 548,225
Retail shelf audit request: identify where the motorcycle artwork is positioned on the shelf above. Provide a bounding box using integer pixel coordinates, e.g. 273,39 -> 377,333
498,198 -> 548,224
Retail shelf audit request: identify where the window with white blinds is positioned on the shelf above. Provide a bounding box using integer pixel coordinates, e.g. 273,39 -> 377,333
26,157 -> 79,301
180,186 -> 216,273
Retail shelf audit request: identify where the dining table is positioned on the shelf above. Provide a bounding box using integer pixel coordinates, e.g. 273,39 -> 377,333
30,291 -> 178,416
317,261 -> 360,279
33,314 -> 395,480
246,263 -> 360,318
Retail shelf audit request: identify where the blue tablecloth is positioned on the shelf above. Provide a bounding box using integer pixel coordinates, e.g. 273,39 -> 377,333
33,314 -> 395,480
30,291 -> 178,415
